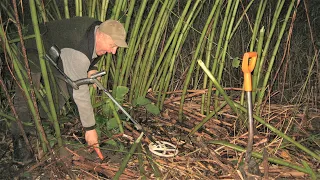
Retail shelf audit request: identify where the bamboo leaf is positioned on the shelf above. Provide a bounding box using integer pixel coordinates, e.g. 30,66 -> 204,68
145,104 -> 160,115
107,118 -> 119,130
232,57 -> 241,68
116,86 -> 129,100
135,96 -> 151,106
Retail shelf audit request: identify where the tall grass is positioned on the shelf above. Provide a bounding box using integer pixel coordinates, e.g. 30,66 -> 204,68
0,0 -> 318,176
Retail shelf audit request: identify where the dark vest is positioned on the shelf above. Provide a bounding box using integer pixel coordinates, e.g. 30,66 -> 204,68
42,17 -> 101,61
24,17 -> 102,71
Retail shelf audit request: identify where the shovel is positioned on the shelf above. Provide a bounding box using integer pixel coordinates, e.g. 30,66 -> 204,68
241,52 -> 257,163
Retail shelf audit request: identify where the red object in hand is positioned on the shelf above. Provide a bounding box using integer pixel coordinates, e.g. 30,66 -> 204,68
85,129 -> 104,160
94,147 -> 104,160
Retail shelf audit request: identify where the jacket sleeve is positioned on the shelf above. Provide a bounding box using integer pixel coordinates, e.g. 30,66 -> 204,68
60,48 -> 95,128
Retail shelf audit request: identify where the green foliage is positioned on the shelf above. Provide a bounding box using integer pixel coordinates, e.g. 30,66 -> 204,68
97,86 -> 129,131
134,96 -> 160,115
21,172 -> 32,178
135,96 -> 151,106
232,57 -> 241,68
116,86 -> 129,101
95,114 -> 123,148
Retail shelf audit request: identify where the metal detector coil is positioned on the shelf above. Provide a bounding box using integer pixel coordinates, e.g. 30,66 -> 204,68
148,141 -> 178,157
45,45 -> 179,158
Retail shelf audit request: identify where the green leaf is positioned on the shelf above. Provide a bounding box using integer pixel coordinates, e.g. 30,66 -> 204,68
92,100 -> 105,108
95,125 -> 101,138
106,139 -> 118,147
102,99 -> 113,115
107,118 -> 119,130
232,57 -> 240,68
302,160 -> 317,180
116,86 -> 129,100
145,104 -> 160,115
22,172 -> 32,178
49,138 -> 56,147
136,96 -> 151,106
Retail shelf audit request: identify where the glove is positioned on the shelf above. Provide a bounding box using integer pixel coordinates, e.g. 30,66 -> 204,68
85,129 -> 104,160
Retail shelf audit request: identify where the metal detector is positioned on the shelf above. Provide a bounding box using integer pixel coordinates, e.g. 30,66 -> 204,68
44,45 -> 178,158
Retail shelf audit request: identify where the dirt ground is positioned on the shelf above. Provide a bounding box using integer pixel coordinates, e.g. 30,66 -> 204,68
0,100 -> 319,179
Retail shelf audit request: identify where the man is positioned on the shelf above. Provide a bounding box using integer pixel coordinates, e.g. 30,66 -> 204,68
12,16 -> 128,165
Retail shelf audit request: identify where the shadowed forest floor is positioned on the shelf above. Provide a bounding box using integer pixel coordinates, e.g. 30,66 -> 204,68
0,91 -> 319,179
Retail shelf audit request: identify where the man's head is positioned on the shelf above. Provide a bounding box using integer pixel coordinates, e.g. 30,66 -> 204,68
95,20 -> 128,56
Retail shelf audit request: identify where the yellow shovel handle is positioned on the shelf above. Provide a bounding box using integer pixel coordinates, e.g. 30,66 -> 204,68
242,52 -> 257,92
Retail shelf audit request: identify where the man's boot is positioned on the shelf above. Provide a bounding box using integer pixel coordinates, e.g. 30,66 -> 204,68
12,136 -> 34,165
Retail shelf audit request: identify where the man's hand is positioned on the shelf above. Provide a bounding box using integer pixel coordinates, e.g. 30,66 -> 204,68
87,70 -> 101,89
85,129 -> 104,159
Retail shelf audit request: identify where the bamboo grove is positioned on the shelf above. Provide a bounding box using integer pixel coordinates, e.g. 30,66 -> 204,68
0,0 -> 319,177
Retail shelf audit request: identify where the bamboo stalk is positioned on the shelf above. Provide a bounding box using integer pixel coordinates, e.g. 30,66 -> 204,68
0,74 -> 33,153
123,0 -> 148,89
208,140 -> 311,174
144,0 -> 191,104
95,0 -> 101,20
35,0 -> 47,22
137,142 -> 147,180
29,0 -> 62,147
189,101 -> 227,135
138,0 -> 172,95
233,102 -> 320,161
201,0 -> 221,115
252,27 -> 265,104
51,0 -> 62,19
179,0 -> 228,121
0,1 -> 14,20
111,0 -> 122,19
90,0 -> 96,18
100,0 -> 109,21
0,111 -> 15,121
256,0 -> 295,114
206,0 -> 224,116
63,0 -> 70,18
129,0 -> 160,101
0,22 -> 49,152
14,58 -> 54,122
249,0 -> 267,52
113,133 -> 143,180
214,0 -> 240,114
79,0 -> 83,17
159,0 -> 202,109
110,102 -> 124,134
254,0 -> 285,109
117,0 -> 135,86
111,0 -> 125,96
75,0 -> 80,16
197,60 -> 243,120
87,0 -> 92,16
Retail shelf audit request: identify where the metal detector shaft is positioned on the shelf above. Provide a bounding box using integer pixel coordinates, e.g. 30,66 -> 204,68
44,48 -> 79,90
93,80 -> 142,130
74,77 -> 157,143
92,80 -> 157,144
44,46 -> 158,144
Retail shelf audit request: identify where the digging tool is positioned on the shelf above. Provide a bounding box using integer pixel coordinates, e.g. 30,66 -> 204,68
44,45 -> 178,158
242,52 -> 257,163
